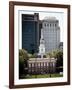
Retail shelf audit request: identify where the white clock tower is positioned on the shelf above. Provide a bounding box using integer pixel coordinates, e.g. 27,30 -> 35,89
38,29 -> 46,58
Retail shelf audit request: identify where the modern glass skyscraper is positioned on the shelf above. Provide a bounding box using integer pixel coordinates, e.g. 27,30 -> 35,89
22,13 -> 40,54
22,14 -> 60,54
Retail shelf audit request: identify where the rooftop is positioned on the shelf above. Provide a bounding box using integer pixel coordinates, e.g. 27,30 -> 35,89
43,17 -> 58,21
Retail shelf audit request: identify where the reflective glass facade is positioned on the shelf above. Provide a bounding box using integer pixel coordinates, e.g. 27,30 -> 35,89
22,13 -> 40,54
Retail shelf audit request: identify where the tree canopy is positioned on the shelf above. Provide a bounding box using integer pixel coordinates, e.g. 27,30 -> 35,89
19,49 -> 29,78
19,49 -> 29,62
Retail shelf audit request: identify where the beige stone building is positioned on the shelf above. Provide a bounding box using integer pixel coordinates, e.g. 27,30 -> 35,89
28,58 -> 57,74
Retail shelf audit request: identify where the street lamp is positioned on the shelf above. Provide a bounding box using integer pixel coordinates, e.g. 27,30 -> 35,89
35,53 -> 37,78
48,53 -> 52,77
49,62 -> 51,77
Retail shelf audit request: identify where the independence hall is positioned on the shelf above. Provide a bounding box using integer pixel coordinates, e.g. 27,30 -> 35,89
22,13 -> 62,74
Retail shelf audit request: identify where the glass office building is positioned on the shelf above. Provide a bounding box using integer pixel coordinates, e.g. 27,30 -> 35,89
22,13 -> 40,54
22,14 -> 60,54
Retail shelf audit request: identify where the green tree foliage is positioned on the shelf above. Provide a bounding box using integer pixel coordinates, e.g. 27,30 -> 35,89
46,50 -> 63,73
19,49 -> 29,78
46,52 -> 52,58
19,49 -> 29,61
52,50 -> 63,66
28,53 -> 37,58
52,50 -> 63,72
47,52 -> 53,58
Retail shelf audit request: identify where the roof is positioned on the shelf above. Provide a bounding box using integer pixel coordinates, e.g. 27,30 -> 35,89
43,17 -> 56,20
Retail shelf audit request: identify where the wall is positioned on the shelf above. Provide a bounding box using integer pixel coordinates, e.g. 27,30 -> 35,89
0,0 -> 72,90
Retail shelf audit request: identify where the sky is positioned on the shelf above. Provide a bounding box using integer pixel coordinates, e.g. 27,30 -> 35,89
19,10 -> 64,42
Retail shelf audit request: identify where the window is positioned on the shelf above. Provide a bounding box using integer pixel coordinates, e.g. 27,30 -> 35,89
44,23 -> 46,27
47,24 -> 49,26
50,24 -> 51,27
55,24 -> 56,27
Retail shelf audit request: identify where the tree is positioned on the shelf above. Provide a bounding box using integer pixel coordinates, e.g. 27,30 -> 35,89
19,49 -> 29,78
19,49 -> 29,61
52,50 -> 63,66
48,52 -> 53,58
52,50 -> 63,73
46,52 -> 53,58
46,50 -> 63,73
47,52 -> 53,77
28,53 -> 37,58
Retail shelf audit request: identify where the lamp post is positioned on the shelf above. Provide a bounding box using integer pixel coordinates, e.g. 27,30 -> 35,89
48,53 -> 52,77
49,58 -> 51,77
35,53 -> 37,78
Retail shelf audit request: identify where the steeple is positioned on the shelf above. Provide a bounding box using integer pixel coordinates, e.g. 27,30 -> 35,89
38,29 -> 46,58
41,29 -> 44,39
40,29 -> 45,44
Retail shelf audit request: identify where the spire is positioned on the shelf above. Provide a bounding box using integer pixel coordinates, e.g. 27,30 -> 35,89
41,29 -> 44,39
38,28 -> 46,58
40,29 -> 45,44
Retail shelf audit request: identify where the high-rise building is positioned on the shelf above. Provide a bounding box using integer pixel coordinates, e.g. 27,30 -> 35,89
41,17 -> 60,53
22,13 -> 40,54
22,14 -> 60,54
